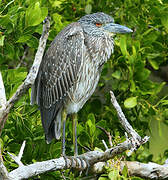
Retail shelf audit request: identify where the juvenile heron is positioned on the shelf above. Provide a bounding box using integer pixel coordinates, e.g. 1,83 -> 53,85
31,12 -> 132,156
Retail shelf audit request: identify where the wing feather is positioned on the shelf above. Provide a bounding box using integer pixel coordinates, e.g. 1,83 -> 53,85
31,22 -> 85,142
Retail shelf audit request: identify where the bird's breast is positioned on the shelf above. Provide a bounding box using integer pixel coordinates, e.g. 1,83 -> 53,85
65,56 -> 100,114
65,36 -> 114,114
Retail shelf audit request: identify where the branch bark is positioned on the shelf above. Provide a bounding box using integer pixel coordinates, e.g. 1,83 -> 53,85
110,91 -> 149,155
6,138 -> 138,179
121,161 -> 168,179
0,72 -> 7,118
0,158 -> 9,180
93,160 -> 168,179
0,17 -> 50,134
5,139 -> 168,180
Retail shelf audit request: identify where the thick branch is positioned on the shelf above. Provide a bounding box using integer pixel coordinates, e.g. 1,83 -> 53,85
0,17 -> 50,134
8,139 -> 133,180
0,158 -> 9,180
93,161 -> 168,179
110,91 -> 141,140
121,161 -> 168,179
7,138 -> 167,180
110,91 -> 149,154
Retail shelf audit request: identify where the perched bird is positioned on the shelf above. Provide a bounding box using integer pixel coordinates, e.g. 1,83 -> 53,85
31,12 -> 132,156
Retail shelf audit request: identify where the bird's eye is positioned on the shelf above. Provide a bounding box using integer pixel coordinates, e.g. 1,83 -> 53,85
95,23 -> 102,27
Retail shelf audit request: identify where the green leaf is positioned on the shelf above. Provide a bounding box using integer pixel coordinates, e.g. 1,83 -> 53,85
88,113 -> 95,125
135,68 -> 151,81
124,97 -> 137,108
108,169 -> 120,180
0,35 -> 5,46
5,42 -> 15,59
157,0 -> 163,4
119,36 -> 129,57
98,176 -> 108,180
27,36 -> 39,48
85,4 -> 92,14
148,59 -> 159,70
161,13 -> 168,30
122,165 -> 128,177
53,13 -> 64,32
112,70 -> 121,79
130,80 -> 136,92
16,35 -> 32,43
160,100 -> 168,106
86,113 -> 96,137
0,15 -> 12,29
131,177 -> 143,180
25,2 -> 48,27
49,0 -> 65,8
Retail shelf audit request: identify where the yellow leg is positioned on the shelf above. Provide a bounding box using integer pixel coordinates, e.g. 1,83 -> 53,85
72,113 -> 78,156
61,108 -> 67,156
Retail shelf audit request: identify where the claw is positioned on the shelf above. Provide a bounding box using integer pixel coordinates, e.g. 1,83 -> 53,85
62,155 -> 68,169
84,157 -> 90,176
67,156 -> 88,176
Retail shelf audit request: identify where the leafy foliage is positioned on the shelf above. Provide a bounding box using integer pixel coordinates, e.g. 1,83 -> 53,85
0,0 -> 168,179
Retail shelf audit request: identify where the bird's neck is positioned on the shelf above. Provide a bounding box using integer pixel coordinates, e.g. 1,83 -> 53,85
84,34 -> 114,66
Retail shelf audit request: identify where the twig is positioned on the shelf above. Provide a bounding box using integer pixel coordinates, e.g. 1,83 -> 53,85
110,91 -> 149,154
0,72 -> 6,166
0,158 -> 9,180
96,125 -> 113,147
8,141 -> 26,167
16,47 -> 29,69
7,152 -> 24,167
0,17 -> 50,134
18,140 -> 26,161
102,140 -> 108,150
0,72 -> 6,117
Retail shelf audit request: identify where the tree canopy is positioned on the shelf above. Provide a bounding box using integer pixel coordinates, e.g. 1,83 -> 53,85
0,0 -> 168,179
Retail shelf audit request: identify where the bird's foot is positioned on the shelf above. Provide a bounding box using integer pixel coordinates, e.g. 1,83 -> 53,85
125,132 -> 149,156
67,155 -> 89,176
62,154 -> 69,169
130,132 -> 141,149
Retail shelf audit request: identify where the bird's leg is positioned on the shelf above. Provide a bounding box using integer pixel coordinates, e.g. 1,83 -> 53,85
72,113 -> 78,156
61,108 -> 67,156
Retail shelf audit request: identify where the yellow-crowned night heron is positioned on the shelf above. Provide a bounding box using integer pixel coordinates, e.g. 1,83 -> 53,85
31,12 -> 132,156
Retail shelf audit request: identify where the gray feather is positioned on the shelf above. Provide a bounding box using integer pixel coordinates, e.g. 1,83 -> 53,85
33,22 -> 84,142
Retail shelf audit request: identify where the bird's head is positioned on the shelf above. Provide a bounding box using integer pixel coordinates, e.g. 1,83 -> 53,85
78,12 -> 132,37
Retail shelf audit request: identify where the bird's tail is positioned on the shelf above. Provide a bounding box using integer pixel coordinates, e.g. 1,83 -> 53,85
45,108 -> 62,144
54,108 -> 62,140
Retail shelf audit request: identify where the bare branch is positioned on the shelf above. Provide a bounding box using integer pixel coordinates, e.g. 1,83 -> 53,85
0,17 -> 50,134
102,140 -> 108,150
0,158 -> 9,180
0,72 -> 7,117
7,152 -> 24,167
6,137 -> 167,180
92,160 -> 168,179
96,125 -> 113,147
18,141 -> 26,161
7,138 -> 134,180
121,161 -> 168,179
110,91 -> 140,139
110,91 -> 149,154
16,47 -> 29,69
7,141 -> 26,167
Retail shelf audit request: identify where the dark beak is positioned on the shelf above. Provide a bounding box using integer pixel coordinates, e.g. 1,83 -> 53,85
103,23 -> 133,34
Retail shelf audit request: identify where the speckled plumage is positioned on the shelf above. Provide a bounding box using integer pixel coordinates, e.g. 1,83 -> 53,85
31,12 -> 132,143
